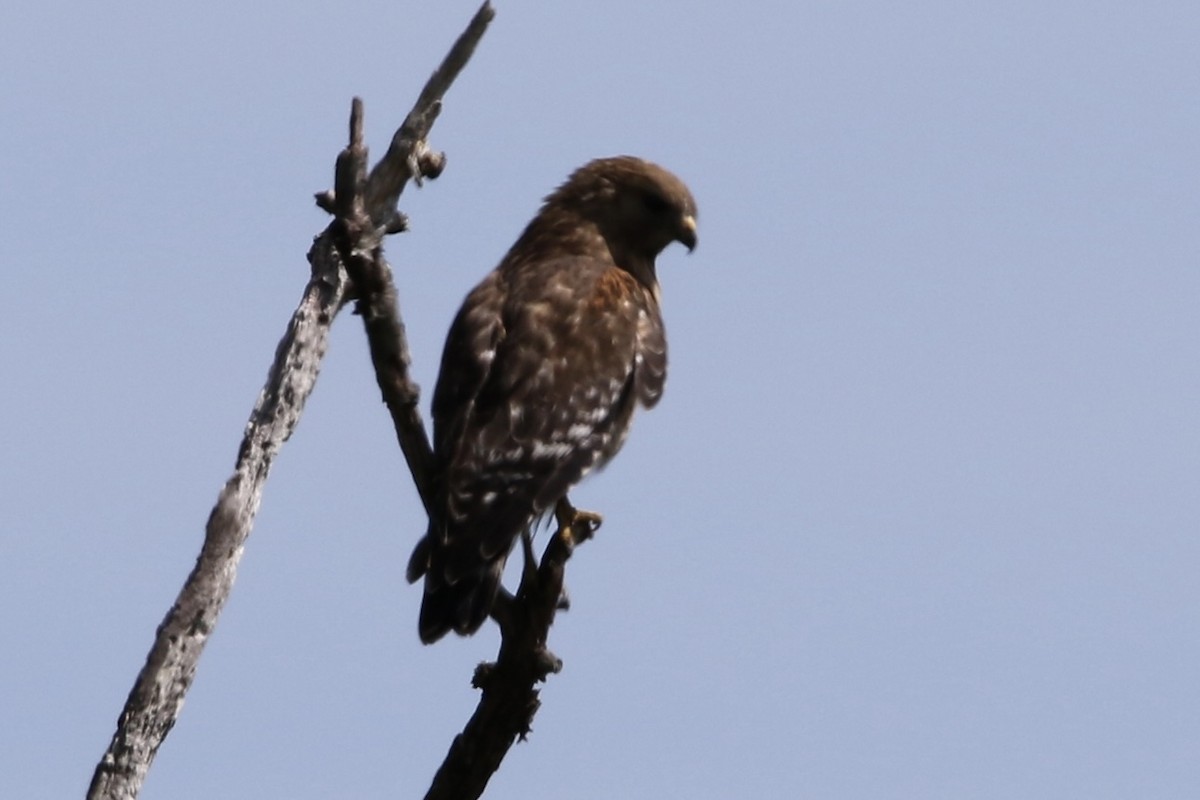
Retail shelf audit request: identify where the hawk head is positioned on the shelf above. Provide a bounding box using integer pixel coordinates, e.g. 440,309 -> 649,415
545,156 -> 698,281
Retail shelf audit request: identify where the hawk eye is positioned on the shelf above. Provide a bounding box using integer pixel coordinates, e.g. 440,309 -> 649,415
641,192 -> 670,214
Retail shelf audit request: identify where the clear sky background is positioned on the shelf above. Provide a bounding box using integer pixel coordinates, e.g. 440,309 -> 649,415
3,2 -> 1198,798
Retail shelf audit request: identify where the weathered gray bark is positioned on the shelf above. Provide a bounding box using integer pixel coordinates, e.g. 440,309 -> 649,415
87,5 -> 494,798
86,262 -> 349,800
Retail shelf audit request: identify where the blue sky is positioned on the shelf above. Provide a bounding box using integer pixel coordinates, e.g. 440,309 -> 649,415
3,2 -> 1198,798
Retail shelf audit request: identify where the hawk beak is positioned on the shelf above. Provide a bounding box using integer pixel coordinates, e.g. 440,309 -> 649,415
678,214 -> 698,252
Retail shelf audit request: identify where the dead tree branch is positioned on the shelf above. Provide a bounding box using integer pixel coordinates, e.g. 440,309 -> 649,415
86,242 -> 350,800
423,506 -> 600,800
87,4 -> 492,798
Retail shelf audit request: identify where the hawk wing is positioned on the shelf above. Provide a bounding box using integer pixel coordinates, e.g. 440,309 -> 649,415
408,257 -> 663,641
633,294 -> 667,410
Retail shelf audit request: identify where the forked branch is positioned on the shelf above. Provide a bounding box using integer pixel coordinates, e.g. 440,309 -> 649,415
87,5 -> 493,799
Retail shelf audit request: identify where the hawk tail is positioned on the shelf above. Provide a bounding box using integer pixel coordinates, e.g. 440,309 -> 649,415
408,534 -> 505,644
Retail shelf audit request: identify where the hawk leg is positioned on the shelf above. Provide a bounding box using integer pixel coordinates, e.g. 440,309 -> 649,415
554,496 -> 603,546
550,496 -> 602,611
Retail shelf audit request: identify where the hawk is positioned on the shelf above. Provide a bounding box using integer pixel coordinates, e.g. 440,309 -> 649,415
407,156 -> 698,643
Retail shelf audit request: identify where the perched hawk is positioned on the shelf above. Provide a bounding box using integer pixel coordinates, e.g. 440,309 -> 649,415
407,156 -> 698,643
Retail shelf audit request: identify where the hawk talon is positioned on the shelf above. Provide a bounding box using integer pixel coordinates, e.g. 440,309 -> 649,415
554,498 -> 603,544
573,510 -> 603,538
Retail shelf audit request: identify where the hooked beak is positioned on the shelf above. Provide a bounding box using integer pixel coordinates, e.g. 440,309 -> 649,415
678,214 -> 698,252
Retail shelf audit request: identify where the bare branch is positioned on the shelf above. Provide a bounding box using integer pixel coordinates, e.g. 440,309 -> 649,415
422,505 -> 600,800
87,5 -> 493,797
330,183 -> 437,511
365,0 -> 496,226
324,2 -> 496,509
87,257 -> 349,800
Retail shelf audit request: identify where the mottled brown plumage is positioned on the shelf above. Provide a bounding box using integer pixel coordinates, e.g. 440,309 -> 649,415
407,156 -> 698,643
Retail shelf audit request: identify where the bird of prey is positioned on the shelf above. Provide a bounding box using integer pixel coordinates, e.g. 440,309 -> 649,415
406,155 -> 698,643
